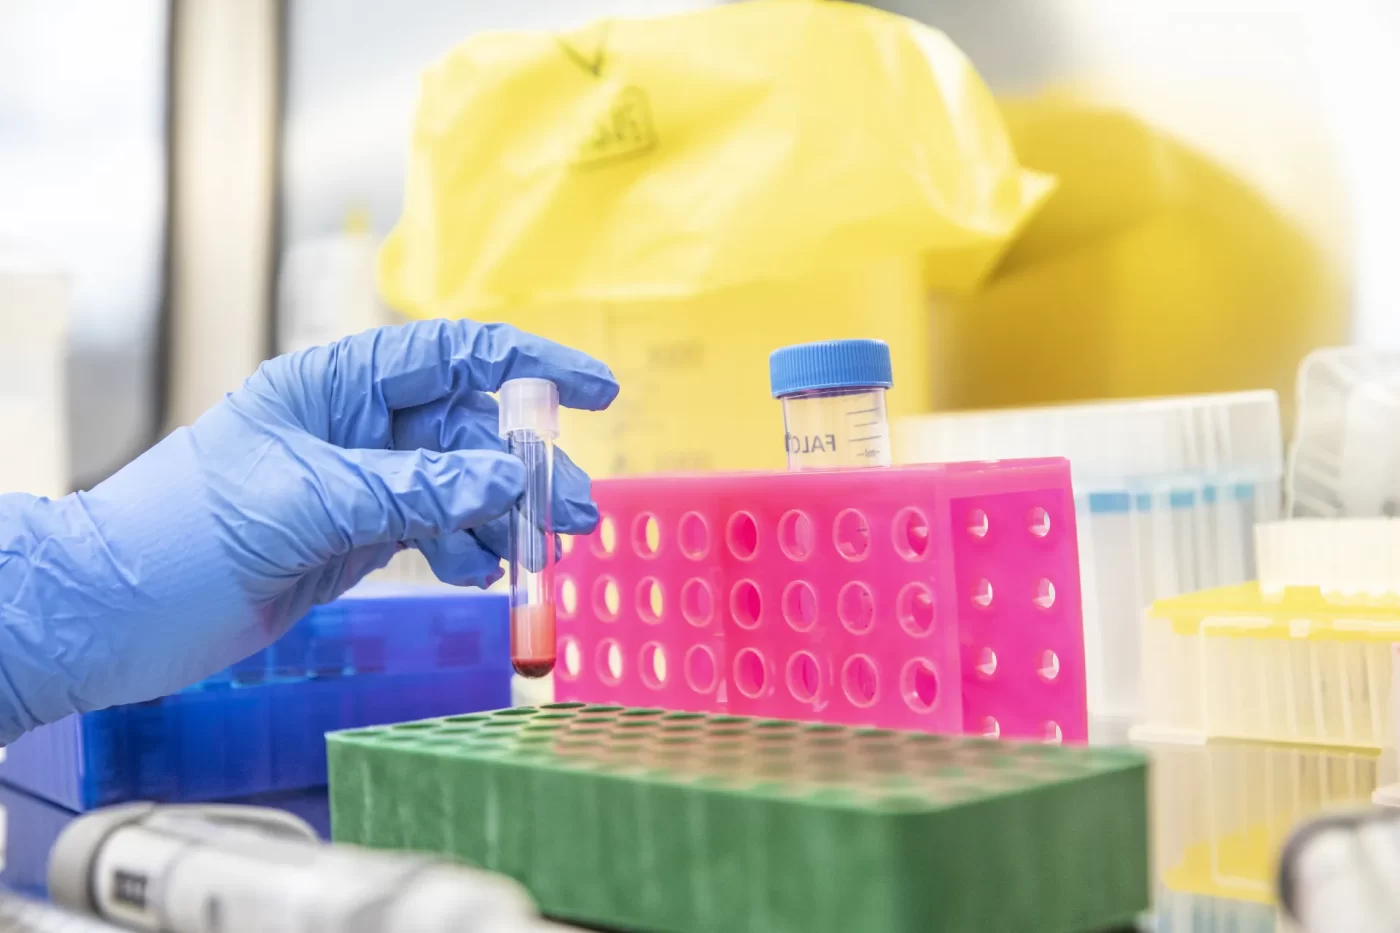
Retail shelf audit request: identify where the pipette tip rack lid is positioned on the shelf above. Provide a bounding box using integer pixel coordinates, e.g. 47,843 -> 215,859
769,339 -> 894,397
1256,517 -> 1400,598
896,390 -> 1282,487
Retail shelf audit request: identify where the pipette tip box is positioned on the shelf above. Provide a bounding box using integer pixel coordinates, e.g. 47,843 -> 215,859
0,587 -> 510,811
1150,888 -> 1284,933
329,704 -> 1149,933
1131,729 -> 1390,907
1140,581 -> 1397,749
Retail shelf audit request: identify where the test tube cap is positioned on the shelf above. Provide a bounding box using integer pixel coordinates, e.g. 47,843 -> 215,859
769,339 -> 893,398
498,378 -> 560,440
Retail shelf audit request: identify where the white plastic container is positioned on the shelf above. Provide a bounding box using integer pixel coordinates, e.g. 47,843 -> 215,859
0,250 -> 70,498
896,391 -> 1283,742
1255,517 -> 1400,598
1289,347 -> 1400,518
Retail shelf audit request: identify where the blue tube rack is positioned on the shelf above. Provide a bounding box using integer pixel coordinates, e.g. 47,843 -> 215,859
0,586 -> 509,811
0,782 -> 331,898
0,782 -> 76,897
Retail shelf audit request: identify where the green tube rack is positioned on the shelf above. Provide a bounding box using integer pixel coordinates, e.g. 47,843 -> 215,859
328,704 -> 1149,933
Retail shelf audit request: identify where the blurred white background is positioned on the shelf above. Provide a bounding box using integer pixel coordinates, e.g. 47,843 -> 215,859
3,0 -> 1400,491
0,0 -> 167,486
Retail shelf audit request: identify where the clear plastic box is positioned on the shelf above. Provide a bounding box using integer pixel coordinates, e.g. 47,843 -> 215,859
1134,730 -> 1392,905
895,391 -> 1283,741
1141,583 -> 1398,748
1151,888 -> 1289,933
1152,888 -> 1298,933
1289,347 -> 1400,518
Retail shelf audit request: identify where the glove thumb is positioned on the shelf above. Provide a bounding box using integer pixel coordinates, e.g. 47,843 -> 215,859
320,446 -> 525,554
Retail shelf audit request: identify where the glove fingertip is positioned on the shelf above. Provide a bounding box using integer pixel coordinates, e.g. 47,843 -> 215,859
416,532 -> 504,587
554,501 -> 600,537
563,368 -> 620,413
551,446 -> 602,535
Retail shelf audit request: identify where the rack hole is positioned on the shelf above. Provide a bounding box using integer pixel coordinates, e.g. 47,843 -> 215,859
982,716 -> 1001,739
726,512 -> 759,560
778,510 -> 816,561
596,640 -> 623,686
896,582 -> 935,637
678,512 -> 710,560
786,651 -> 822,703
734,648 -> 769,698
1044,721 -> 1063,745
560,535 -> 575,556
1028,507 -> 1051,538
841,655 -> 879,708
967,508 -> 989,540
633,513 -> 662,558
592,516 -> 617,557
637,578 -> 664,624
976,647 -> 997,678
1038,649 -> 1061,682
782,581 -> 818,632
833,509 -> 871,561
640,643 -> 667,690
561,638 -> 581,680
593,577 -> 621,621
684,645 -> 718,694
902,659 -> 939,713
730,580 -> 763,629
893,507 -> 931,560
680,578 -> 714,627
972,578 -> 994,609
1034,579 -> 1056,610
837,581 -> 875,634
559,577 -> 578,618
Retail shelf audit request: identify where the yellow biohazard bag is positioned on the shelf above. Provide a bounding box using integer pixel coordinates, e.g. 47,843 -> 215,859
931,92 -> 1350,424
378,0 -> 1051,474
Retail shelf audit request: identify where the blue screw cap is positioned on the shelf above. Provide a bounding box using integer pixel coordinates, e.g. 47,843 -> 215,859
769,339 -> 893,398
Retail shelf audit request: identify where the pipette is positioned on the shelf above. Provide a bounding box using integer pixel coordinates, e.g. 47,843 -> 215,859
770,339 -> 894,470
46,802 -> 551,933
1279,807 -> 1400,933
0,891 -> 130,933
498,378 -> 559,678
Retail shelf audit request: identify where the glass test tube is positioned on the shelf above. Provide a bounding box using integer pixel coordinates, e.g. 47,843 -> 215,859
769,339 -> 894,471
498,378 -> 559,678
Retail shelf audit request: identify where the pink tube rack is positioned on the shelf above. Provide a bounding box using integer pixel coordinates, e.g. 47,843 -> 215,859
553,460 -> 1086,742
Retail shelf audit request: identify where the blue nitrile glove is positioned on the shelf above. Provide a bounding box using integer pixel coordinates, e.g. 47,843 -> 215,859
0,320 -> 617,743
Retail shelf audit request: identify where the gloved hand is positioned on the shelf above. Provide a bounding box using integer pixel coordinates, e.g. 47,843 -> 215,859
0,319 -> 617,743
